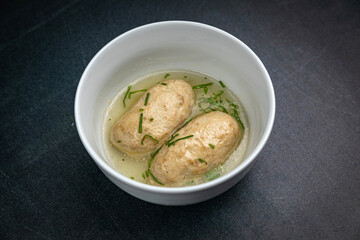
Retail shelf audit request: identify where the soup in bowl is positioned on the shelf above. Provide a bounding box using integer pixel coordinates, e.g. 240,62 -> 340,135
74,21 -> 275,205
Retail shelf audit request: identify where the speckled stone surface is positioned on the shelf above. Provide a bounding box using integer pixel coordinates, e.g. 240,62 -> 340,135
1,0 -> 359,239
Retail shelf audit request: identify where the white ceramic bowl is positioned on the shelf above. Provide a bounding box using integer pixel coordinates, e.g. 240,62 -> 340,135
75,21 -> 275,205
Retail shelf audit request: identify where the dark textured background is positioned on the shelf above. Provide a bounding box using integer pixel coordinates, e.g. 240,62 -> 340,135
1,0 -> 359,239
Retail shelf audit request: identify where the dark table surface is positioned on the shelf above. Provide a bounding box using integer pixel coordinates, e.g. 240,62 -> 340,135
1,0 -> 359,239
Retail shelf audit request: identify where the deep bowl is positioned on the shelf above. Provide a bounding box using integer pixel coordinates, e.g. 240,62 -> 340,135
74,21 -> 275,205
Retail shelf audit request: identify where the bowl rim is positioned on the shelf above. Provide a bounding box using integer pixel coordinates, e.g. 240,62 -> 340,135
74,20 -> 275,194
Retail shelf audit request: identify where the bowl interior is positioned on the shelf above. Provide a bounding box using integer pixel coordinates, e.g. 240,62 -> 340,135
76,21 -> 274,189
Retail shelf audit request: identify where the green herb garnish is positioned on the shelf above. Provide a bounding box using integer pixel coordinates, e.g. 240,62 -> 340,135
212,99 -> 228,113
186,180 -> 194,185
209,144 -> 215,149
145,170 -> 149,177
161,82 -> 167,85
150,118 -> 154,122
198,97 -> 228,114
198,158 -> 207,165
138,113 -> 143,133
139,109 -> 144,112
148,147 -> 162,168
205,168 -> 221,181
123,85 -> 132,107
122,159 -> 125,161
141,134 -> 159,145
117,140 -> 121,143
164,73 -> 170,78
144,93 -> 150,106
204,87 -> 208,94
148,169 -> 164,185
219,81 -> 226,88
213,91 -> 224,100
167,135 -> 194,147
192,83 -> 213,89
142,173 -> 145,179
165,134 -> 179,146
192,82 -> 213,95
151,147 -> 162,159
184,76 -> 187,78
130,176 -> 134,180
128,89 -> 147,99
226,99 -> 245,129
207,174 -> 220,181
108,118 -> 111,121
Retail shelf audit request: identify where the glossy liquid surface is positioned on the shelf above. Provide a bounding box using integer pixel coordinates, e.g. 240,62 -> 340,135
103,70 -> 249,186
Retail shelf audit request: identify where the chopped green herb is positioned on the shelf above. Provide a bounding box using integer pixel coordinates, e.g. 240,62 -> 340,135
186,181 -> 190,185
208,173 -> 220,181
123,85 -> 132,107
231,112 -> 245,129
145,170 -> 149,177
219,81 -> 226,88
198,97 -> 228,114
130,176 -> 134,180
204,77 -> 207,79
142,173 -> 145,179
117,140 -> 121,143
232,112 -> 245,129
192,83 -> 213,89
141,134 -> 159,145
148,147 -> 162,168
167,135 -> 194,147
161,82 -> 167,85
122,159 -> 125,161
164,73 -> 170,78
128,89 -> 147,99
198,158 -> 207,164
226,99 -> 235,108
226,99 -> 245,129
213,91 -> 224,100
204,87 -> 208,94
138,113 -> 143,133
108,118 -> 111,121
209,144 -> 215,149
150,118 -> 154,122
205,168 -> 221,181
150,147 -> 162,159
166,134 -> 179,146
184,76 -> 187,78
185,180 -> 194,185
148,169 -> 164,185
193,82 -> 213,95
144,93 -> 150,106
139,109 -> 144,112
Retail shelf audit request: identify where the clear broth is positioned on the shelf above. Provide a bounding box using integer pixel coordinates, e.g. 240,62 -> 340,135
103,70 -> 249,186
